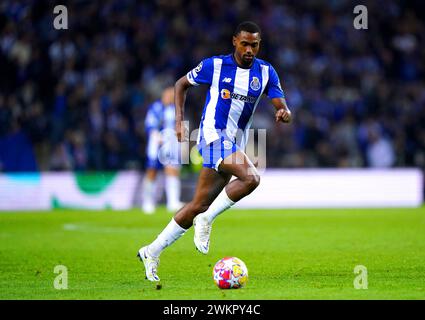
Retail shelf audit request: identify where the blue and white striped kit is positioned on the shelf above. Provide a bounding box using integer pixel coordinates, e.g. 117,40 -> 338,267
145,100 -> 180,169
187,54 -> 285,170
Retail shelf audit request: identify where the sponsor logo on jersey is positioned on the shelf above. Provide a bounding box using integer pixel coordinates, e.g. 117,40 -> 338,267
220,89 -> 257,103
221,89 -> 231,99
250,77 -> 261,91
222,77 -> 232,83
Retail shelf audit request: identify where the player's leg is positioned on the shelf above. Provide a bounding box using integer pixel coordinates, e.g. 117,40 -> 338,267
199,150 -> 260,223
138,167 -> 230,281
142,130 -> 162,214
164,166 -> 184,212
174,167 -> 231,228
141,168 -> 158,214
193,149 -> 260,254
161,131 -> 184,212
218,150 -> 260,202
148,168 -> 230,255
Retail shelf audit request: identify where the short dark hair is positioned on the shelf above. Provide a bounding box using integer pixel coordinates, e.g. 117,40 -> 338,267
234,21 -> 261,37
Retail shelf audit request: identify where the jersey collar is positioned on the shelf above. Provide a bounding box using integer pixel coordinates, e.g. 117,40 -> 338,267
231,53 -> 255,69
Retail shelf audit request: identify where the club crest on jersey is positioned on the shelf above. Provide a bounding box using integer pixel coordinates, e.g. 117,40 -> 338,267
250,77 -> 261,91
223,140 -> 233,150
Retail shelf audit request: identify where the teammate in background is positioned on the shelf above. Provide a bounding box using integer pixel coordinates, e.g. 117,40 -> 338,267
138,21 -> 292,281
141,87 -> 183,214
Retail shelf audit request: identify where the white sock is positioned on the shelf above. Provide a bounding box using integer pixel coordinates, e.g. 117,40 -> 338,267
200,189 -> 235,224
165,175 -> 181,209
147,218 -> 187,257
142,177 -> 155,207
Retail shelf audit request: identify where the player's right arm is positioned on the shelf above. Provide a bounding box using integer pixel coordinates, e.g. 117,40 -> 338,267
174,58 -> 214,142
174,75 -> 192,142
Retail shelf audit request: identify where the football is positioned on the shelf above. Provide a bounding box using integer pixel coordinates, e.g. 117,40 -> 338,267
212,257 -> 248,289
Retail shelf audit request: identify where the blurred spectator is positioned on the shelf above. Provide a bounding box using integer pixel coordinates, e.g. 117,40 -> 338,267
49,142 -> 72,171
366,128 -> 396,168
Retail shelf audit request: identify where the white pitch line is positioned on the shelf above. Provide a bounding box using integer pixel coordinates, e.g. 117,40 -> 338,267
62,223 -> 153,234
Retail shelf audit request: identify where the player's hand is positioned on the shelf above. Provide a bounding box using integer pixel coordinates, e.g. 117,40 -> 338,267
176,121 -> 189,142
275,108 -> 292,123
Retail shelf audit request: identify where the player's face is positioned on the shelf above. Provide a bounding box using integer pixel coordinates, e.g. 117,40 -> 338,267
233,31 -> 261,67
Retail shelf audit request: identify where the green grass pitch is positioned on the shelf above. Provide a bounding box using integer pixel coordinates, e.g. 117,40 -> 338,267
0,207 -> 424,300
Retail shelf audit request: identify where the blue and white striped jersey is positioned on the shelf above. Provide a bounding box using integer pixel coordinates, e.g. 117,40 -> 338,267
145,100 -> 176,133
187,54 -> 285,149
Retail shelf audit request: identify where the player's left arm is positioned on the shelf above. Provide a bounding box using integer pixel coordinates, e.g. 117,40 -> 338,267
266,65 -> 292,123
271,97 -> 292,123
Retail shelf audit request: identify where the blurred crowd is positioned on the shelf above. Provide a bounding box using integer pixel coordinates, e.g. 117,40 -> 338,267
0,0 -> 424,171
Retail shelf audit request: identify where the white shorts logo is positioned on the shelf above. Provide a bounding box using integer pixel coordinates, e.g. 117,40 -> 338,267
223,140 -> 233,150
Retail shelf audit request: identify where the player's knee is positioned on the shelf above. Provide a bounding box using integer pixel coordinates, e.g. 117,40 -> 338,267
245,173 -> 260,191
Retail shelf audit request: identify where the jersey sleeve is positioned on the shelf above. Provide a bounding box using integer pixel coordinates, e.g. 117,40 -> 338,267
144,102 -> 162,132
186,57 -> 214,86
265,65 -> 285,99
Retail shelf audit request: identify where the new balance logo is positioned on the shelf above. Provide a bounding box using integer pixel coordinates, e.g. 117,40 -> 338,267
222,78 -> 232,83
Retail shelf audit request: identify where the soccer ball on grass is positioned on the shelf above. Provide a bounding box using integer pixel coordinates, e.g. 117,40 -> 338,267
212,256 -> 248,289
